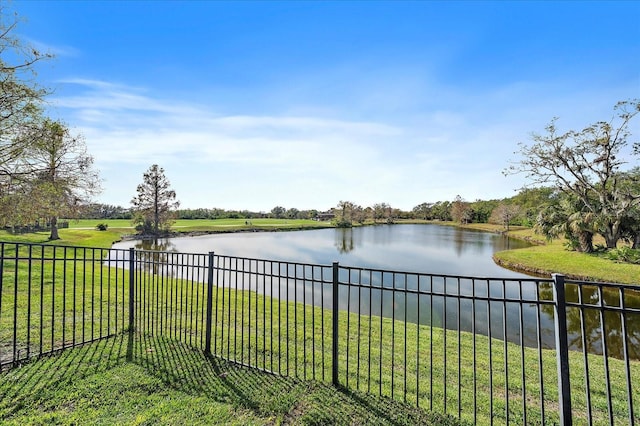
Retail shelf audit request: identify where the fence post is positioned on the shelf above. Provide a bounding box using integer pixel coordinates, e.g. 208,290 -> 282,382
205,252 -> 215,355
128,248 -> 135,332
552,273 -> 572,425
332,261 -> 339,386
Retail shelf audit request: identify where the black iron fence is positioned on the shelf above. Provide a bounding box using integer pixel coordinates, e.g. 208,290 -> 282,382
1,241 -> 639,425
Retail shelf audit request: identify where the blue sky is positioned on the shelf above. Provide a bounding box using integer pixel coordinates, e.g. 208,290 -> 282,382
11,1 -> 640,211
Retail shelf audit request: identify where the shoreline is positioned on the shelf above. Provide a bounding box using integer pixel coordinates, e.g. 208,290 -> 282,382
109,220 -> 636,284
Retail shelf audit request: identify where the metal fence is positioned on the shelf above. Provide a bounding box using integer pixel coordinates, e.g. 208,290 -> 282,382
1,241 -> 639,425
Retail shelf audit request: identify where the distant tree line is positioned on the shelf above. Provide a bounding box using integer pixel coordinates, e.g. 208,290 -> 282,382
79,186 -> 561,229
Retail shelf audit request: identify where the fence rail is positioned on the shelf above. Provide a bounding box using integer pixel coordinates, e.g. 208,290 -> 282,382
1,241 -> 639,425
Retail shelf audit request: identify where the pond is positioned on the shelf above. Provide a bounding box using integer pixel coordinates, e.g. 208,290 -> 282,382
112,224 -> 640,360
113,224 -> 534,278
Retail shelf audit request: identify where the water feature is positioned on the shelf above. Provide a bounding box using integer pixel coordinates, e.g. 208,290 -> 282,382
113,224 -> 533,278
111,224 -> 639,359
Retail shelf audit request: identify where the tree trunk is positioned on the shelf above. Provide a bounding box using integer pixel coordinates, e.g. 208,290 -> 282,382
603,222 -> 621,249
49,216 -> 60,240
578,231 -> 594,253
633,233 -> 640,250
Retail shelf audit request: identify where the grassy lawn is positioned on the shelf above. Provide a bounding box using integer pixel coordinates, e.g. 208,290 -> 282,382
449,222 -> 640,285
204,287 -> 640,425
1,236 -> 638,424
67,218 -> 333,233
492,227 -> 640,284
0,333 -> 461,425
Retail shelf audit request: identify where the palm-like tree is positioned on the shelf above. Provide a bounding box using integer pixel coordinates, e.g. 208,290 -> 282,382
535,198 -> 597,253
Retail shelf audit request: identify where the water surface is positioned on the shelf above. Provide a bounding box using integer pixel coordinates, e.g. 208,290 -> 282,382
114,224 -> 533,278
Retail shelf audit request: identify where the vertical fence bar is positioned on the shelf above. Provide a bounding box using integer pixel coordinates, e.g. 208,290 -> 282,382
597,284 -> 613,425
502,279 -> 509,424
12,243 -> 19,364
346,268 -> 351,387
332,261 -> 339,386
0,243 -> 4,348
128,248 -> 135,332
578,284 -> 593,424
204,252 -> 214,354
535,281 -> 546,423
552,273 -> 572,426
50,246 -> 56,353
619,288 -> 634,425
39,245 -> 45,355
26,245 -> 33,359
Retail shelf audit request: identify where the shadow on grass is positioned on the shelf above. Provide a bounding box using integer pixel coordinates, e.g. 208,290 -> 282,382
0,333 -> 465,425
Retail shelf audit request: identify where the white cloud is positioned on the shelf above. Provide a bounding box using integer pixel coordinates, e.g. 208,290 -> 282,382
50,77 -> 636,211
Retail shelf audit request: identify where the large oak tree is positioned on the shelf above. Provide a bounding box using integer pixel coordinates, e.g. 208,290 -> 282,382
507,100 -> 640,248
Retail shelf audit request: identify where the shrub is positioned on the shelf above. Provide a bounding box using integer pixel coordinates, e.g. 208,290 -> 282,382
95,223 -> 109,231
605,247 -> 640,264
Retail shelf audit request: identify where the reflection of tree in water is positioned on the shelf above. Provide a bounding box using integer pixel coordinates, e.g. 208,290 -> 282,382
539,282 -> 640,360
453,227 -> 465,256
135,238 -> 176,252
134,238 -> 178,275
335,228 -> 355,254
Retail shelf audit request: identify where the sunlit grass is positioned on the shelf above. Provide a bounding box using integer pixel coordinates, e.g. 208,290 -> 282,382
202,288 -> 640,425
0,334 -> 461,425
448,222 -> 640,284
2,241 -> 638,424
67,218 -> 333,232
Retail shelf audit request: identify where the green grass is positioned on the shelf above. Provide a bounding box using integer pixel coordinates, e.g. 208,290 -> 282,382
1,241 -> 638,424
0,229 -> 125,248
67,218 -> 333,233
0,334 -> 461,425
0,218 -> 333,250
488,227 -> 640,284
199,287 -> 640,425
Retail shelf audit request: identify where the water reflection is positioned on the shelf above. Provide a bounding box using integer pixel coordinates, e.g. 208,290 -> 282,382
335,228 -> 355,253
134,238 -> 178,275
111,225 -> 640,360
135,238 -> 176,252
538,282 -> 640,359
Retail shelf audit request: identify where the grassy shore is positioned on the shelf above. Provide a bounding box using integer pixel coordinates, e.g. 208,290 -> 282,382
2,217 -> 638,284
454,222 -> 640,285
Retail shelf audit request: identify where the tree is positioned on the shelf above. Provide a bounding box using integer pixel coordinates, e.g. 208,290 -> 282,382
333,200 -> 357,227
489,203 -> 521,231
470,199 -> 499,223
509,187 -> 557,226
412,202 -> 433,220
131,164 -> 179,235
270,206 -> 286,219
617,168 -> 640,248
1,5 -> 52,177
534,195 -> 597,253
451,195 -> 472,224
19,119 -> 100,240
285,207 -> 299,219
507,100 -> 640,248
431,201 -> 452,221
372,203 -> 392,223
